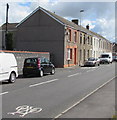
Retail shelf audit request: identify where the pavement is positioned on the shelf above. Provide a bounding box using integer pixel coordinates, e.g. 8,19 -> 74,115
59,77 -> 116,118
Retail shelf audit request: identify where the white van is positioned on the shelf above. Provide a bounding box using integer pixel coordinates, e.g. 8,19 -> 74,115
100,52 -> 113,64
0,53 -> 18,83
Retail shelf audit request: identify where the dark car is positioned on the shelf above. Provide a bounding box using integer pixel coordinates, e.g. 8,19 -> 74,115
23,57 -> 55,77
84,57 -> 100,67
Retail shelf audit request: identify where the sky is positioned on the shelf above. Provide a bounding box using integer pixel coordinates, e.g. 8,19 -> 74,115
0,0 -> 116,42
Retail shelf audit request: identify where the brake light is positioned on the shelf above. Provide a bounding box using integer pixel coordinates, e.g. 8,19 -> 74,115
37,59 -> 41,68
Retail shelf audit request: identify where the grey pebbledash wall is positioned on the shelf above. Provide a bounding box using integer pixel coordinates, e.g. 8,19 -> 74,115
1,50 -> 49,75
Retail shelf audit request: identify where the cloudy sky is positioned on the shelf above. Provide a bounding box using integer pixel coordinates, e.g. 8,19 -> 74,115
0,0 -> 116,42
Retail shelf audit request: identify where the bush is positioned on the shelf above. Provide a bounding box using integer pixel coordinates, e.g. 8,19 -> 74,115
6,32 -> 13,50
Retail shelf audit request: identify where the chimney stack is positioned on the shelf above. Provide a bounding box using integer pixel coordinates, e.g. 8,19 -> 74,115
86,24 -> 89,30
72,19 -> 79,25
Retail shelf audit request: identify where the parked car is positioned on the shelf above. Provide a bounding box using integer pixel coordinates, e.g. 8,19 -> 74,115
112,56 -> 117,62
0,53 -> 18,83
100,53 -> 112,64
84,57 -> 100,67
23,57 -> 55,77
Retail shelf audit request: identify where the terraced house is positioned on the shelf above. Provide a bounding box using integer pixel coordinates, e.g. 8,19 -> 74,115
78,25 -> 93,66
1,6 -> 113,67
15,7 -> 80,67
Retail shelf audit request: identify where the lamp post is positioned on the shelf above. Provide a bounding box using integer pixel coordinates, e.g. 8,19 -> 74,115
79,9 -> 84,66
5,3 -> 9,50
80,9 -> 84,27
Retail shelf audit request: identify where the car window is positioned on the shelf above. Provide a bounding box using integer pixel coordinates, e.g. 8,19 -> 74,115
44,58 -> 49,64
25,58 -> 37,64
101,55 -> 109,58
88,58 -> 95,61
24,58 -> 38,67
41,58 -> 49,64
41,58 -> 45,64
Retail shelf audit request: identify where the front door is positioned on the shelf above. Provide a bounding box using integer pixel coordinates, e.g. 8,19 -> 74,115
74,48 -> 77,65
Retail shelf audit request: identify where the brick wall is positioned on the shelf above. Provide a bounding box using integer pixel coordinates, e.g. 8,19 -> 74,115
0,50 -> 50,75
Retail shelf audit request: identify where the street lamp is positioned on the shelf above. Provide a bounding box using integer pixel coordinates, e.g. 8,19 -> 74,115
80,9 -> 84,27
5,3 -> 9,50
79,9 -> 84,66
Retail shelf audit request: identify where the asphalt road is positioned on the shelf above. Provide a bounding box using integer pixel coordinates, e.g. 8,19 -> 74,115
1,63 -> 116,119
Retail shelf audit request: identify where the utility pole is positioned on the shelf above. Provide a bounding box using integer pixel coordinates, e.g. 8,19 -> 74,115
79,9 -> 84,66
5,3 -> 9,50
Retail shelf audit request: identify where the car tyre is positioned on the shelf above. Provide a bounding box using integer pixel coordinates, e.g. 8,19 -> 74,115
39,70 -> 44,77
50,68 -> 55,75
9,72 -> 16,83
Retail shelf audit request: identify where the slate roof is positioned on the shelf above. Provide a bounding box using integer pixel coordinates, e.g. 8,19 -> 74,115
0,6 -> 111,42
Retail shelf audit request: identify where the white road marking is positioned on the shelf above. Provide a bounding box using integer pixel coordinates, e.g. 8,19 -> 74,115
0,92 -> 8,96
86,69 -> 96,72
29,79 -> 59,87
54,76 -> 116,119
8,105 -> 42,117
81,67 -> 98,69
68,73 -> 81,77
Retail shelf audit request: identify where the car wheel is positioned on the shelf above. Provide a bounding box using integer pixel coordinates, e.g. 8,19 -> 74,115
50,68 -> 55,75
39,70 -> 43,77
9,72 -> 16,83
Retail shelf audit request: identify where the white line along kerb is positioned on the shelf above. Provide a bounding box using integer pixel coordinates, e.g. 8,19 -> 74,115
54,75 -> 116,119
29,79 -> 59,87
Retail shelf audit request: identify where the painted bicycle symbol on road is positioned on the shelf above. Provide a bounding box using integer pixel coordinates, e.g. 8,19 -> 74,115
8,105 -> 42,117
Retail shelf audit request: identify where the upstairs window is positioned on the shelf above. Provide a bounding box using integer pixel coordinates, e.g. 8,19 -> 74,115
84,34 -> 86,44
80,33 -> 82,44
74,32 -> 77,43
68,29 -> 71,42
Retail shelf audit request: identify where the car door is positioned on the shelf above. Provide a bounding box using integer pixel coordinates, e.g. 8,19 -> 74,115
46,58 -> 52,73
44,58 -> 51,73
40,58 -> 48,73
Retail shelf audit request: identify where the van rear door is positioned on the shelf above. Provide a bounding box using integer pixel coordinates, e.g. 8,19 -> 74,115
2,54 -> 10,80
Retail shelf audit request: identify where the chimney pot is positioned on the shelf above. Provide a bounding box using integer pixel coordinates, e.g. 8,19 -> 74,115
86,24 -> 89,30
72,19 -> 79,25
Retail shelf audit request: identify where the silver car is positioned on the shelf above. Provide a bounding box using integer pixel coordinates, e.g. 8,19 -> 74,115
84,57 -> 100,67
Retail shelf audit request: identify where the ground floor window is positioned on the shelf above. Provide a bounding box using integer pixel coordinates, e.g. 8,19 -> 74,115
67,48 -> 72,60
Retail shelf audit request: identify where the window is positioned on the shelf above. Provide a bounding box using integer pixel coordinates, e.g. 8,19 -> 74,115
84,34 -> 85,44
84,49 -> 85,61
74,32 -> 77,43
87,36 -> 90,44
68,29 -> 71,41
80,33 -> 82,44
94,38 -> 95,46
67,48 -> 72,60
91,37 -> 92,45
80,49 -> 82,61
87,50 -> 90,58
